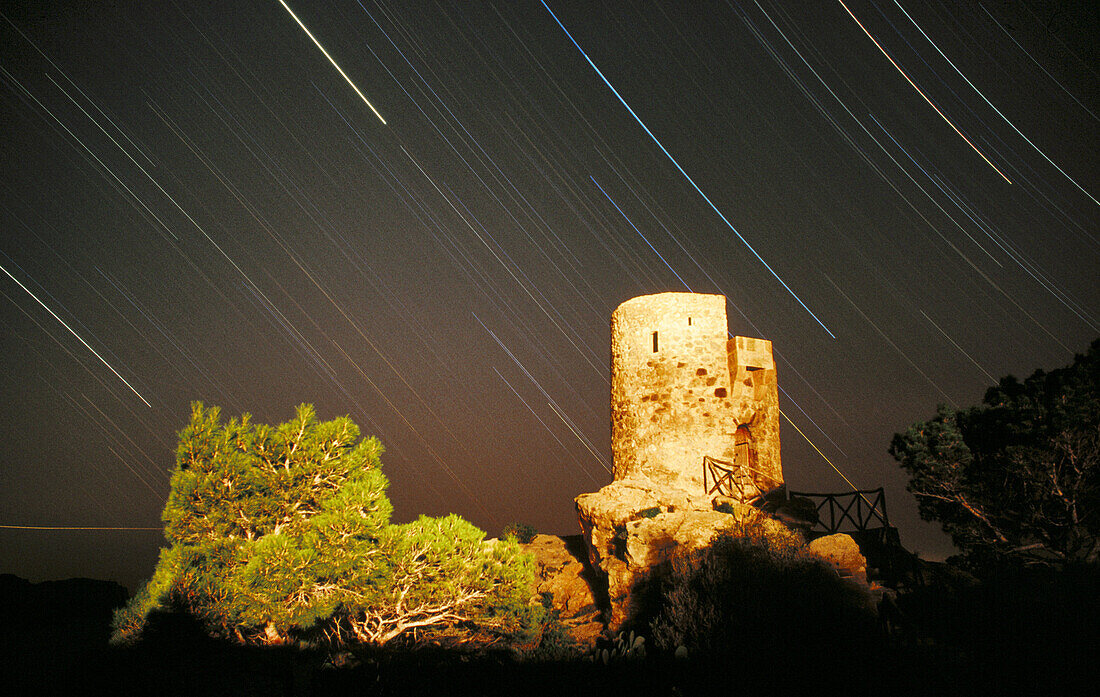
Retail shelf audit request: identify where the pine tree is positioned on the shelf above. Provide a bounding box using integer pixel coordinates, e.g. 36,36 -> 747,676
112,403 -> 541,650
890,339 -> 1099,569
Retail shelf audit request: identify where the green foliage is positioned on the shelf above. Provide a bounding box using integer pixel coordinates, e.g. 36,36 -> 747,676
890,339 -> 1099,569
112,403 -> 541,651
500,522 -> 538,544
635,506 -> 661,520
649,523 -> 875,657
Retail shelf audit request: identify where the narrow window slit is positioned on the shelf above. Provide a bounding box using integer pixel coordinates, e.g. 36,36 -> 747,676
652,331 -> 659,352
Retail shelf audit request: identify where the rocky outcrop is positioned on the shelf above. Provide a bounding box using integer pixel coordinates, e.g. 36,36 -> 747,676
572,476 -> 889,633
574,475 -> 793,630
520,535 -> 604,646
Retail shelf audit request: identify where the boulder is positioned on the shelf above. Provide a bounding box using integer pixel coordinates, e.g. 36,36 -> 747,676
807,533 -> 869,586
574,477 -> 714,565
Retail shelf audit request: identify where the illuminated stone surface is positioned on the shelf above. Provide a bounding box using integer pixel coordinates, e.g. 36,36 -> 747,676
807,533 -> 869,587
609,292 -> 782,496
520,535 -> 604,647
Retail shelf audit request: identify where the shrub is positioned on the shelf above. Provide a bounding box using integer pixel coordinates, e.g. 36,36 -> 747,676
649,517 -> 876,658
501,522 -> 538,544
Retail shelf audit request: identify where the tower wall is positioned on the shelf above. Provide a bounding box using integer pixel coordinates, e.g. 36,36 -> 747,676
610,292 -> 782,496
728,336 -> 782,488
611,293 -> 738,492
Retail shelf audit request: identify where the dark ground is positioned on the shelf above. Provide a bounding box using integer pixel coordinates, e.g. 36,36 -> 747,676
1,572 -> 1095,697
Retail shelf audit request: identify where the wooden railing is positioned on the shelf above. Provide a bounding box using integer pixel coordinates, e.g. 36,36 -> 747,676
786,488 -> 890,534
703,455 -> 776,503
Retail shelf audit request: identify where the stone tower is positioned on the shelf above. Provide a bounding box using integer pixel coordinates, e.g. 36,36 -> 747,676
610,292 -> 782,497
573,292 -> 787,631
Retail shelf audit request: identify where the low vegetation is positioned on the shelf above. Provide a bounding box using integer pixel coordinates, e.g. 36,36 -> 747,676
500,522 -> 538,544
648,512 -> 877,658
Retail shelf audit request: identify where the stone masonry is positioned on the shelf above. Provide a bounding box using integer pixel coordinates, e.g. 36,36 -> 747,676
610,292 -> 781,496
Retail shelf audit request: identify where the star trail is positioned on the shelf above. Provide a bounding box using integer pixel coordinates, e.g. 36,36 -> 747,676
1,1 -> 1095,591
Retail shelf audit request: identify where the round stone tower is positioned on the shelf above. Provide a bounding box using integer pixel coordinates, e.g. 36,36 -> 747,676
610,292 -> 782,496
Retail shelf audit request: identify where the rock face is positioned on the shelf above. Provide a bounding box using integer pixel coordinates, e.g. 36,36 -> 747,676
575,476 -> 789,630
520,535 -> 604,646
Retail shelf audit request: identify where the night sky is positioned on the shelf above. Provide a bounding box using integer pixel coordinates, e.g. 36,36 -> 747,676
1,1 -> 1096,593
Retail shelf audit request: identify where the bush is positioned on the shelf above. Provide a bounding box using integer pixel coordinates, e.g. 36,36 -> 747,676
898,560 -> 1100,667
649,516 -> 877,659
500,522 -> 538,544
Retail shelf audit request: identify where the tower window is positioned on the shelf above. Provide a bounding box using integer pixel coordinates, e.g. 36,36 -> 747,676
688,317 -> 692,326
652,331 -> 659,352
